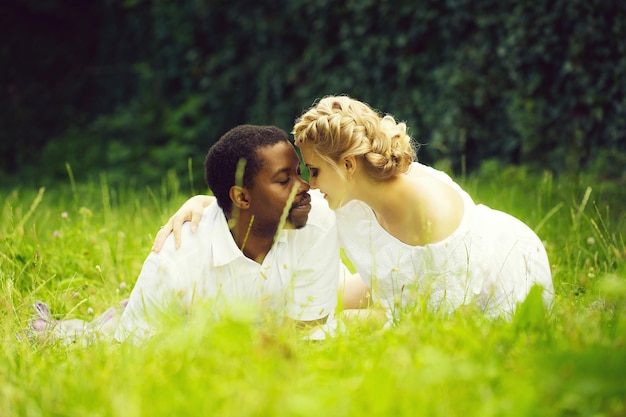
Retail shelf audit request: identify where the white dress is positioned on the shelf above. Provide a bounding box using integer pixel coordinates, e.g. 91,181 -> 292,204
335,163 -> 554,322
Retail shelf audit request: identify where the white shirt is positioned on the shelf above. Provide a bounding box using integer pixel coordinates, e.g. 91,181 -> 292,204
114,190 -> 339,343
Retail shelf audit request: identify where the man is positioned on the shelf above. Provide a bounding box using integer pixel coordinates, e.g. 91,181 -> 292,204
114,125 -> 340,343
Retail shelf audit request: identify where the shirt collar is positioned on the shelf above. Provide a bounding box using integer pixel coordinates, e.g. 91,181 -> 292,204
209,205 -> 246,267
209,205 -> 289,267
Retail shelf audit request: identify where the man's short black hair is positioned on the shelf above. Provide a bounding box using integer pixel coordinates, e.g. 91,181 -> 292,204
205,125 -> 290,213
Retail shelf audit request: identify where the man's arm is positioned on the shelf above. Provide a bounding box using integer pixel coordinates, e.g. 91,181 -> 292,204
287,208 -> 341,327
114,252 -> 178,344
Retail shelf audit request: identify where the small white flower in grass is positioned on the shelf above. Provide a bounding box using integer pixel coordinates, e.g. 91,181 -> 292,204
119,282 -> 127,290
61,212 -> 68,218
53,230 -> 60,238
587,237 -> 595,245
95,265 -> 102,273
87,307 -> 94,315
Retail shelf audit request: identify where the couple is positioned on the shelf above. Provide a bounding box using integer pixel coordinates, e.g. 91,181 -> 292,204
33,95 -> 554,343
153,96 -> 554,325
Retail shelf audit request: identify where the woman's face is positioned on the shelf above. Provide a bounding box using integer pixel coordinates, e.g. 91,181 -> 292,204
298,145 -> 349,210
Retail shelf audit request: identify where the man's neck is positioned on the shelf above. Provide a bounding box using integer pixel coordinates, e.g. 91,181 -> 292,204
228,214 -> 275,264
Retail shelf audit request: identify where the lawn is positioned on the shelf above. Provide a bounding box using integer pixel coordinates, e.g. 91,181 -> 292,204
1,164 -> 624,417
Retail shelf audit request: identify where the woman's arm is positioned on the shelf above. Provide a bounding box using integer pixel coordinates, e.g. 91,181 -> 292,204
339,272 -> 372,309
152,195 -> 216,252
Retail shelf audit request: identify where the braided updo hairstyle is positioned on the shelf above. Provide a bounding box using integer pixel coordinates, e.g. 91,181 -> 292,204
292,96 -> 416,181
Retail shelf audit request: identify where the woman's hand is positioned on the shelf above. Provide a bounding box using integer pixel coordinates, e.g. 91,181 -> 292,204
152,195 -> 216,252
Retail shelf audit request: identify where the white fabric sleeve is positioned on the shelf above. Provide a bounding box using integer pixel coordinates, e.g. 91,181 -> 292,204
287,223 -> 340,322
113,252 -> 177,344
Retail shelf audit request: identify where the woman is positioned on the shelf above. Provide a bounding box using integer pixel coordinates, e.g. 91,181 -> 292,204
155,96 -> 554,323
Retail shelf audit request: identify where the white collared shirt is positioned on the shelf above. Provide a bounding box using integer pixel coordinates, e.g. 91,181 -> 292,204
114,190 -> 339,343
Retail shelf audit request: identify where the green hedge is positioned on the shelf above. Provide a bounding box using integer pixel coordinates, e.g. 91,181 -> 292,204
2,0 -> 625,186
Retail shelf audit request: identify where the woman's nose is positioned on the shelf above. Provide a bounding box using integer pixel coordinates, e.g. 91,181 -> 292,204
297,176 -> 310,193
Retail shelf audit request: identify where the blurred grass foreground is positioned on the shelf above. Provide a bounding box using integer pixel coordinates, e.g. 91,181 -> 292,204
1,165 -> 625,417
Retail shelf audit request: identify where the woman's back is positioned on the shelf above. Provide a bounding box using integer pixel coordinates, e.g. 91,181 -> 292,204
373,163 -> 466,246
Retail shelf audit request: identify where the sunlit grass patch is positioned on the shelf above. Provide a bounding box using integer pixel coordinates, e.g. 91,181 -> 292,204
0,166 -> 624,416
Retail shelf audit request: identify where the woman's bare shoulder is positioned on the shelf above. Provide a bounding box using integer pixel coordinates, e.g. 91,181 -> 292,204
407,168 -> 465,243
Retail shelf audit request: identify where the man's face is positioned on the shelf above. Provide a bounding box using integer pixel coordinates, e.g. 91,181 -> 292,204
246,141 -> 311,233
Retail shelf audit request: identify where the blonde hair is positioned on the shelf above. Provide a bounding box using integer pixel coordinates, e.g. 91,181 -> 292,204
293,95 -> 416,181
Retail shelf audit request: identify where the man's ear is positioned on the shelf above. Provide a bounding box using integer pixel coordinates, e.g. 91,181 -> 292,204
229,185 -> 250,209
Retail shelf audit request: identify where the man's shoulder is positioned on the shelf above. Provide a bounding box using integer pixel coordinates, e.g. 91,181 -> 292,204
198,202 -> 226,228
157,203 -> 225,258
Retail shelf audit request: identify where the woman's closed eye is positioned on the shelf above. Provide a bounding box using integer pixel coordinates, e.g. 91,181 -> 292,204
309,168 -> 319,178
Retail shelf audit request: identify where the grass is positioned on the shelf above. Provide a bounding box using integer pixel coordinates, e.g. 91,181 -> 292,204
1,164 -> 625,417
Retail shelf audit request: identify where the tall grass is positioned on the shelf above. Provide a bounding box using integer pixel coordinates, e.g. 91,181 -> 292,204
1,165 -> 624,417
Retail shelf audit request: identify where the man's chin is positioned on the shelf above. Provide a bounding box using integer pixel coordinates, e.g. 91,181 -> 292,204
286,213 -> 309,230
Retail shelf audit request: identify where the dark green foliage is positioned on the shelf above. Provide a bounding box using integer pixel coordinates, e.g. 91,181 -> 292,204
2,0 -> 625,186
